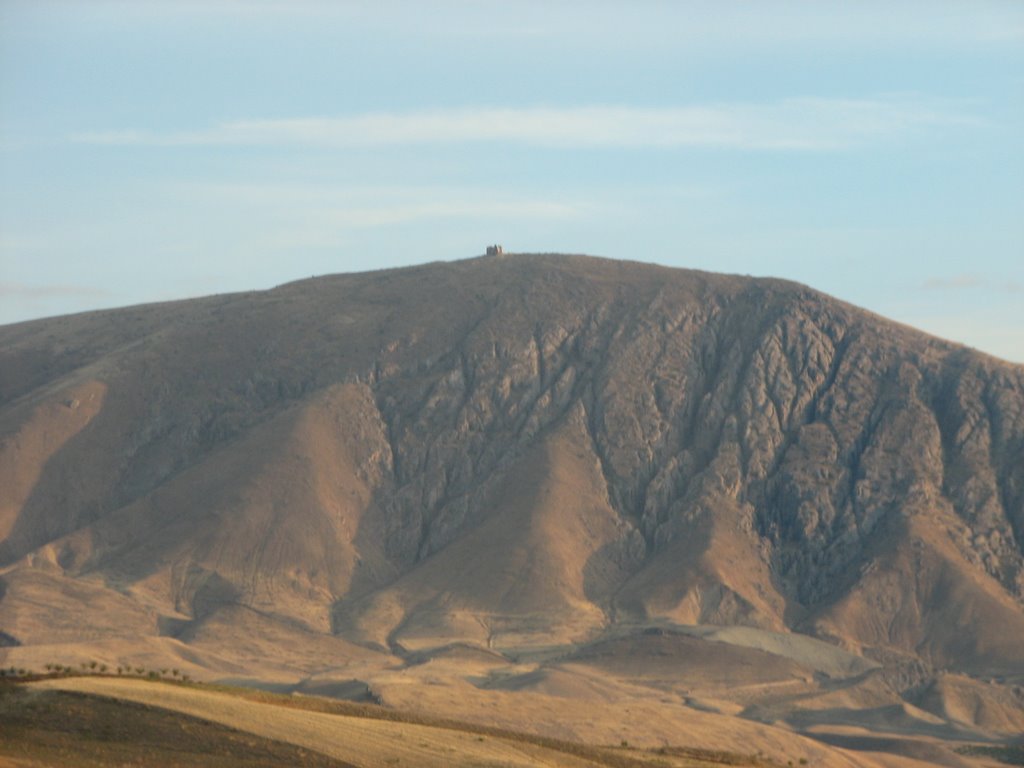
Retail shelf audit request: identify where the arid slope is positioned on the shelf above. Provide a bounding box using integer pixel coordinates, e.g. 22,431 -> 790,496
1,254 -> 1022,759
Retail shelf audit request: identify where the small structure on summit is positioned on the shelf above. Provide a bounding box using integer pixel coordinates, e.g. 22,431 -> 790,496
485,244 -> 504,256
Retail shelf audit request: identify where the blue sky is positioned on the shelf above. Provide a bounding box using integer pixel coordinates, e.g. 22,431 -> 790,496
1,1 -> 1022,362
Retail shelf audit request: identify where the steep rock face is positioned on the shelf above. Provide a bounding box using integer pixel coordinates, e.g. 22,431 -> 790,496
0,254 -> 1022,675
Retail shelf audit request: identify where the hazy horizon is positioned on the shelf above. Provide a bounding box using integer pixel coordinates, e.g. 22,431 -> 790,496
2,1 -> 1022,362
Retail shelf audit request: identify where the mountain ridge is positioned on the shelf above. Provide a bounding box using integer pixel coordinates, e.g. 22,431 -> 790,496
2,253 -> 1022,758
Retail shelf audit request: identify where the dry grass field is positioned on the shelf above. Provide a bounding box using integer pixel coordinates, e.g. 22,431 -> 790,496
0,674 -> 788,768
0,679 -> 355,768
0,674 -> 1010,768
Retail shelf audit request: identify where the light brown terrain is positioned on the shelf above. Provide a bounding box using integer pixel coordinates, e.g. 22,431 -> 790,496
0,674 -> 962,768
1,254 -> 1022,765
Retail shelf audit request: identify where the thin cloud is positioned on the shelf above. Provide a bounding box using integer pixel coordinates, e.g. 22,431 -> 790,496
262,200 -> 587,250
72,98 -> 978,151
922,274 -> 983,290
171,184 -> 595,250
922,274 -> 1022,293
0,281 -> 110,299
56,2 -> 1024,49
180,183 -> 592,227
318,200 -> 583,229
183,182 -> 592,211
903,310 -> 1024,365
261,198 -> 591,251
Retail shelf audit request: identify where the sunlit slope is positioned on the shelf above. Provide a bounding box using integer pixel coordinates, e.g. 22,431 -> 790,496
2,254 -> 1024,760
20,676 -> 943,768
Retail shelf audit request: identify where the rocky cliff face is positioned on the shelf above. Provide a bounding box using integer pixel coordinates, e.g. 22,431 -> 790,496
1,254 -> 1022,678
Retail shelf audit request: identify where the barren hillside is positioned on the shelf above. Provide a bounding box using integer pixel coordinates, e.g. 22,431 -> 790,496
1,254 -> 1022,762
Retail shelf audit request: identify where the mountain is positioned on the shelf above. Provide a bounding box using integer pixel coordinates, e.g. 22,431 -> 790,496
2,253 -> 1022,763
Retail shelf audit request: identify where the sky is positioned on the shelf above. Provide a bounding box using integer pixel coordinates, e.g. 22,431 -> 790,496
1,1 -> 1022,363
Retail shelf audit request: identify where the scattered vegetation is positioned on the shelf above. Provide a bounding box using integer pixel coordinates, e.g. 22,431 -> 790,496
0,662 -> 193,684
956,745 -> 1024,766
653,746 -> 781,766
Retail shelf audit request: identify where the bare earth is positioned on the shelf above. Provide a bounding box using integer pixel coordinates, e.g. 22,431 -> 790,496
3,255 -> 1024,766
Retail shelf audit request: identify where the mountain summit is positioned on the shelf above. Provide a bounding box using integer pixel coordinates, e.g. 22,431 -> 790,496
2,254 -> 1023,756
